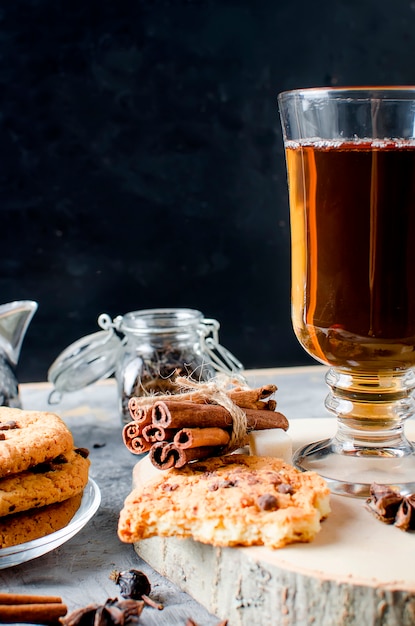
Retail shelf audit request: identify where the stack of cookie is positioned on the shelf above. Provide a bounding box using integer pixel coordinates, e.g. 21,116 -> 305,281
0,407 -> 90,548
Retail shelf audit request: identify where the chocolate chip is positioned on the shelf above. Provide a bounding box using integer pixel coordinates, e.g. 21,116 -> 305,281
32,462 -> 53,474
268,472 -> 283,485
161,483 -> 179,492
218,479 -> 236,488
75,447 -> 90,459
0,433 -> 5,441
244,475 -> 260,485
0,420 -> 18,430
53,454 -> 67,464
277,483 -> 294,495
257,494 -> 279,511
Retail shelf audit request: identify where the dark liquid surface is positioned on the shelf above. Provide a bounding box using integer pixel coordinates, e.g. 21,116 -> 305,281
286,140 -> 415,369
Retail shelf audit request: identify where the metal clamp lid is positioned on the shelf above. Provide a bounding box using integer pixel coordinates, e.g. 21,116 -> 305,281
47,318 -> 123,403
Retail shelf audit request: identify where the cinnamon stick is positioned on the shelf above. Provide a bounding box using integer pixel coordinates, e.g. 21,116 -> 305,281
122,422 -> 152,454
128,400 -> 152,424
170,384 -> 277,411
148,442 -> 177,470
0,594 -> 62,605
173,427 -> 230,449
0,602 -> 67,623
141,424 -> 176,443
149,442 -> 218,470
244,408 -> 288,431
152,401 -> 288,432
228,384 -> 278,409
189,395 -> 276,411
262,399 -> 277,411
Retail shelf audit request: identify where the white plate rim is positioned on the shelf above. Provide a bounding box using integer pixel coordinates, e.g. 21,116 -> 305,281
0,478 -> 101,568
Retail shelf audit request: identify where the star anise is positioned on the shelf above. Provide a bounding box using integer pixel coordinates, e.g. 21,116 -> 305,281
60,598 -> 144,626
395,494 -> 415,531
365,483 -> 415,531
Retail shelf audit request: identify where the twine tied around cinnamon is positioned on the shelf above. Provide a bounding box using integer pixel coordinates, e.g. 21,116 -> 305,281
129,374 -> 250,453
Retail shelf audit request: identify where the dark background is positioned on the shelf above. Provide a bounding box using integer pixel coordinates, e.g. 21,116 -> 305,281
2,0 -> 415,383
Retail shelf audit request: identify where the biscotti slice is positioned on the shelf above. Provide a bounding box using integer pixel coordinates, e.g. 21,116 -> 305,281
118,454 -> 330,550
0,492 -> 83,549
0,448 -> 90,517
0,407 -> 74,478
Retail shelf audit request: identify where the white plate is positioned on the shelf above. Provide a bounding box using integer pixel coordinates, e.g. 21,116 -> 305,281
0,478 -> 101,569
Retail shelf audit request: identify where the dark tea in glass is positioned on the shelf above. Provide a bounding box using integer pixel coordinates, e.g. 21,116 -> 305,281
279,88 -> 415,496
287,139 -> 415,370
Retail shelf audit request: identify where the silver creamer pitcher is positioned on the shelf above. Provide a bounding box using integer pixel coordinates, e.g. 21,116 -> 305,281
0,300 -> 38,408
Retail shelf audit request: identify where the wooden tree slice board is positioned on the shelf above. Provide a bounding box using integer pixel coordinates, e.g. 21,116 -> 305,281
132,418 -> 415,626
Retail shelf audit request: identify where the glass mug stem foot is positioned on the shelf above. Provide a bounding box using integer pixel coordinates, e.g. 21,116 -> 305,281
293,367 -> 415,497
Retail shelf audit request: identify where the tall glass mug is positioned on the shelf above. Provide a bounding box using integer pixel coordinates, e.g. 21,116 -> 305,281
278,87 -> 415,496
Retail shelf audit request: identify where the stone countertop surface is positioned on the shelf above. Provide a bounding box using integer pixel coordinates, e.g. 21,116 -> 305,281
0,366 -> 327,625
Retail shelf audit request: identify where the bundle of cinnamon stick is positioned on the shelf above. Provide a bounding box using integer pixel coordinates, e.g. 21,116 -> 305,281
122,383 -> 289,470
0,592 -> 67,624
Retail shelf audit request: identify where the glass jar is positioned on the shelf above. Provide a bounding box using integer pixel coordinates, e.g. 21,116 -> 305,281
48,308 -> 244,426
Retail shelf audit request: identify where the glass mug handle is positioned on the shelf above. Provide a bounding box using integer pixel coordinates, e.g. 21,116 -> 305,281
199,318 -> 245,378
